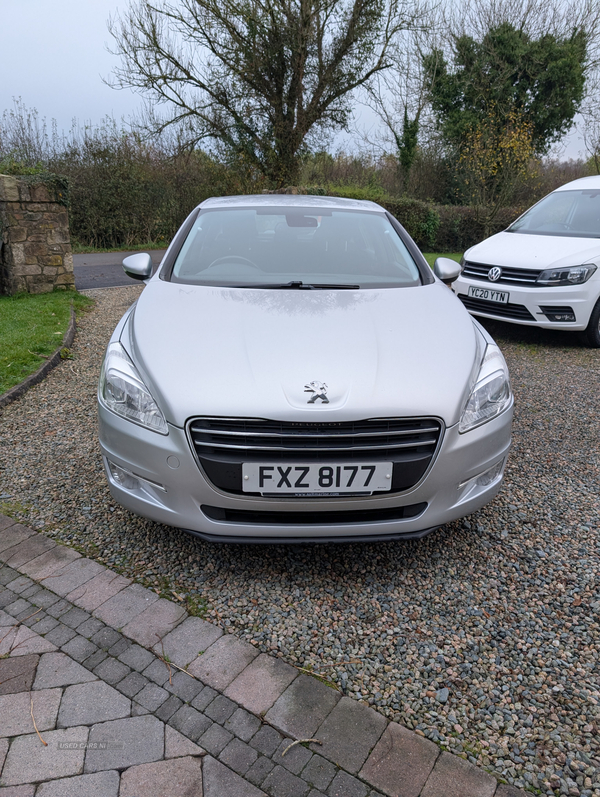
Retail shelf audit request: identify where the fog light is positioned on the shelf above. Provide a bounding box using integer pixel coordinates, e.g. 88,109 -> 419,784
539,306 -> 576,322
106,460 -> 166,493
547,312 -> 575,322
107,461 -> 141,490
459,458 -> 505,491
474,459 -> 504,487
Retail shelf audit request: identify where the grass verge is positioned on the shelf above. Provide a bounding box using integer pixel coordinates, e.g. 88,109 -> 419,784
0,290 -> 94,395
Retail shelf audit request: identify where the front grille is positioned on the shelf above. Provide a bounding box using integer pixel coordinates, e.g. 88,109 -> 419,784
463,261 -> 540,285
458,295 -> 535,321
201,503 -> 427,525
188,417 -> 443,495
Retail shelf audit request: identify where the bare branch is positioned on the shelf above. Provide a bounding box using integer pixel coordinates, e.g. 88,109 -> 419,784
106,0 -> 424,185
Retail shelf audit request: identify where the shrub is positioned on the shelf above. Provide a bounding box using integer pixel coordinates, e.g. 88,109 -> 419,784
434,205 -> 522,251
54,131 -> 264,248
327,187 -> 441,249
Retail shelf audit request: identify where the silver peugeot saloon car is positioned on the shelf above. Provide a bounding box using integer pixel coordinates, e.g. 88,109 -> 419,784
97,195 -> 513,543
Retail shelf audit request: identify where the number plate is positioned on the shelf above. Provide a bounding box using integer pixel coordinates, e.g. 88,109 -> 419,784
468,286 -> 509,304
242,462 -> 393,495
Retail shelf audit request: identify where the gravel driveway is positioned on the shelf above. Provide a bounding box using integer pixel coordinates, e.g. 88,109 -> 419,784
1,286 -> 599,796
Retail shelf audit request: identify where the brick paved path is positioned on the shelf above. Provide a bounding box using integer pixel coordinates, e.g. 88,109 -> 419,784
0,514 -> 527,797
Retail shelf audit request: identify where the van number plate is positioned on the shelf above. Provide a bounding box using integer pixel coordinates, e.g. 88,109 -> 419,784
468,286 -> 509,303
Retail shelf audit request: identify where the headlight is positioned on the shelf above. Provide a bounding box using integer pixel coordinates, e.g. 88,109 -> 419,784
537,265 -> 596,285
99,341 -> 168,434
459,343 -> 512,433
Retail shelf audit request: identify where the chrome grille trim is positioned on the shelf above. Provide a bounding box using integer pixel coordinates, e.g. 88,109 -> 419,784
189,438 -> 438,452
463,261 -> 540,285
189,417 -> 442,457
189,425 -> 440,439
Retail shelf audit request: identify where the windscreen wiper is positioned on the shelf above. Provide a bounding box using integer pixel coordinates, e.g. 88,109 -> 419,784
231,281 -> 360,289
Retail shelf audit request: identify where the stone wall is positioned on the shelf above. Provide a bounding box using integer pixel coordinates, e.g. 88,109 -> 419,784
0,174 -> 75,295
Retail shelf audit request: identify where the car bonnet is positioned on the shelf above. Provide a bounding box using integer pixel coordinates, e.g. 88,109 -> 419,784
124,280 -> 479,428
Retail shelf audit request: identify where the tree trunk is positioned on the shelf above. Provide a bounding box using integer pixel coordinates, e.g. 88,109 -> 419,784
269,151 -> 301,189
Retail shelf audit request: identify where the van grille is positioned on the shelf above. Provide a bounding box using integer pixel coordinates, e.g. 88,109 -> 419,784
462,262 -> 540,285
458,295 -> 535,321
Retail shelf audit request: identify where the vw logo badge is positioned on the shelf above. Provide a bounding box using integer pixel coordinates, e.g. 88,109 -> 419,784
488,267 -> 502,282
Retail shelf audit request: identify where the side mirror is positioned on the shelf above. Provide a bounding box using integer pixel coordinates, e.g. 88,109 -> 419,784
433,257 -> 461,286
123,253 -> 153,281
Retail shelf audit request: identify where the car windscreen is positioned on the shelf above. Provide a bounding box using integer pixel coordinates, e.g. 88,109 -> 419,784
508,189 -> 600,238
169,207 -> 422,287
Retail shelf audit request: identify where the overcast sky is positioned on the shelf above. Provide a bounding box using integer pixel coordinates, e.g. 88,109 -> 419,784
0,0 -> 587,160
0,0 -> 142,134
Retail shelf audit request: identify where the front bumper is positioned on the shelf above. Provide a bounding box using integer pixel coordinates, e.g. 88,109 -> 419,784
98,400 -> 513,542
453,275 -> 600,331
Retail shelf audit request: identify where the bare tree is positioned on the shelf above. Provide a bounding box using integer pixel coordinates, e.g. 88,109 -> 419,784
359,16 -> 445,189
443,0 -> 600,44
107,0 -> 419,187
581,50 -> 600,171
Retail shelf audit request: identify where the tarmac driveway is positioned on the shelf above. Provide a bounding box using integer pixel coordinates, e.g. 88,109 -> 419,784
73,251 -> 166,290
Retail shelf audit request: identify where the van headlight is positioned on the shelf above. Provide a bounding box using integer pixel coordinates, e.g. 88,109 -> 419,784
459,343 -> 512,433
99,341 -> 168,434
537,265 -> 596,285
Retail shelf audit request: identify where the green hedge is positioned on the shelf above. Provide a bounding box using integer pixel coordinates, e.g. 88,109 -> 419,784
328,186 -> 522,251
326,187 -> 437,249
63,151 -> 264,249
43,159 -> 523,252
433,205 -> 522,251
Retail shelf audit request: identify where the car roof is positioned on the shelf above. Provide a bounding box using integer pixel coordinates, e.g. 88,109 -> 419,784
554,175 -> 600,192
199,194 -> 385,212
